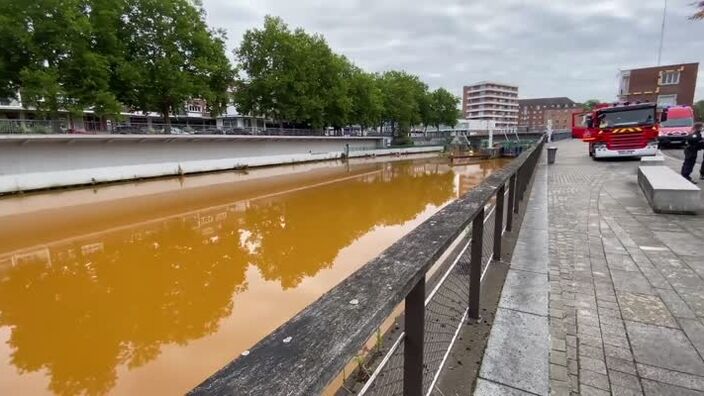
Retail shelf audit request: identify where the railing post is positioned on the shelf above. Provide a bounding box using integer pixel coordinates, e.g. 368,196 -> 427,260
468,208 -> 484,320
493,185 -> 505,259
508,174 -> 517,227
404,277 -> 425,396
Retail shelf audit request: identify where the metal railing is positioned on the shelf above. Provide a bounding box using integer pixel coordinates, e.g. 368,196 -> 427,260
188,137 -> 545,396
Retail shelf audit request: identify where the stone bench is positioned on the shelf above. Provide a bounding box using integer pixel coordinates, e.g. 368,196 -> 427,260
640,156 -> 665,166
638,166 -> 701,214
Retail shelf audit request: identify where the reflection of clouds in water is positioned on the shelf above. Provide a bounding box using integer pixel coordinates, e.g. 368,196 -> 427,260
238,229 -> 261,255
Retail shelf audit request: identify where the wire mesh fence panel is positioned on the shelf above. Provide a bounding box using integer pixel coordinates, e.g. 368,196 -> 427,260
363,202 -> 500,396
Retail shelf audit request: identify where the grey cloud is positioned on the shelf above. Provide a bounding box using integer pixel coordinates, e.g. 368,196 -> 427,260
202,0 -> 704,102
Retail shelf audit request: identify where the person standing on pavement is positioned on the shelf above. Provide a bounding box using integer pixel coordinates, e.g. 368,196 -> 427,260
681,122 -> 704,183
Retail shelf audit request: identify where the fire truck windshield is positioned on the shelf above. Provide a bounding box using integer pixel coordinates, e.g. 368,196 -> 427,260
599,108 -> 655,128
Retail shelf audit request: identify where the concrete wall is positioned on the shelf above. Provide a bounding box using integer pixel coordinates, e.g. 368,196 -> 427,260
0,135 -> 443,194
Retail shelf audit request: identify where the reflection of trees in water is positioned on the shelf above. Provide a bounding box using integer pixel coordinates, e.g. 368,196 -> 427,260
243,162 -> 454,289
0,224 -> 250,396
0,160 -> 454,395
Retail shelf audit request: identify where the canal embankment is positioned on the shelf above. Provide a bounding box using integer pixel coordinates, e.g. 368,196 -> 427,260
0,134 -> 443,194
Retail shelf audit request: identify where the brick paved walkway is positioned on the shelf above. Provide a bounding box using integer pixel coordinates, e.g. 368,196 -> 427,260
547,139 -> 704,395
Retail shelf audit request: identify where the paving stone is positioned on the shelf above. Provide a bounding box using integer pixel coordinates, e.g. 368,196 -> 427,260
479,308 -> 549,395
569,374 -> 579,393
550,350 -> 567,367
500,269 -> 549,316
580,368 -> 610,390
606,356 -> 637,375
652,231 -> 704,258
579,356 -> 607,375
637,363 -> 704,391
551,338 -> 566,352
475,378 -> 535,395
680,318 -> 704,359
551,363 -> 569,382
641,379 -> 704,396
658,288 -> 698,319
580,384 -> 610,396
579,344 -> 605,360
602,333 -> 630,348
678,289 -> 704,318
610,270 -> 654,294
611,384 -> 644,396
549,380 -> 569,396
625,321 -> 704,376
617,292 -> 678,327
609,370 -> 641,390
682,255 -> 704,280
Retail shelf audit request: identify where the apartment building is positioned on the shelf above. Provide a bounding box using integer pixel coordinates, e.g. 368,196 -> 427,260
518,97 -> 581,131
462,82 -> 519,128
618,63 -> 699,106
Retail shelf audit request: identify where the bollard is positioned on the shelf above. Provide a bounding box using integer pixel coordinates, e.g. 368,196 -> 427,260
547,147 -> 557,165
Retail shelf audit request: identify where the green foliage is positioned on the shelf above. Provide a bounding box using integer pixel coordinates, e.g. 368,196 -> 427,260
0,0 -> 234,124
114,0 -> 234,125
583,99 -> 601,111
694,100 -> 704,122
431,88 -> 460,130
236,17 -> 458,132
378,70 -> 427,135
0,0 -> 121,120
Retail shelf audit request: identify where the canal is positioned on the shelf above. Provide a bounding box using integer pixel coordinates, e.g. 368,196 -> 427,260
0,155 -> 506,395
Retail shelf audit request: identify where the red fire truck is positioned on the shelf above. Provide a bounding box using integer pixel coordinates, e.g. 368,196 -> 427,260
581,102 -> 661,159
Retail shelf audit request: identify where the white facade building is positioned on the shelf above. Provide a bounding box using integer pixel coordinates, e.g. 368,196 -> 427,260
462,81 -> 519,128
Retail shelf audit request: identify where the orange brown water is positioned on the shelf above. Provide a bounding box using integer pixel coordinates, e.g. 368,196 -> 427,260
0,156 -> 505,395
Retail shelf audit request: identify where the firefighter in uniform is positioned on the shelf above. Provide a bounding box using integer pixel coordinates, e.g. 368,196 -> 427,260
681,122 -> 704,183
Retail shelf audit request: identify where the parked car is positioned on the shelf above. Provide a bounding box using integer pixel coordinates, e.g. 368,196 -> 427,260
113,125 -> 142,134
194,128 -> 225,135
169,127 -> 192,135
225,128 -> 252,135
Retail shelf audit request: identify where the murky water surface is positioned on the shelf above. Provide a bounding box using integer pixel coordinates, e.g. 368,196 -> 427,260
0,156 -> 505,395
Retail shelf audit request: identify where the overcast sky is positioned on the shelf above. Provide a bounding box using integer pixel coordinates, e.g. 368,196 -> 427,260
201,0 -> 704,103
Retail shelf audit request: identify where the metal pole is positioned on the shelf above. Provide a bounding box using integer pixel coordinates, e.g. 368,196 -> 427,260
468,208 -> 484,320
493,185 -> 505,259
657,0 -> 668,65
404,277 -> 425,396
507,175 -> 516,227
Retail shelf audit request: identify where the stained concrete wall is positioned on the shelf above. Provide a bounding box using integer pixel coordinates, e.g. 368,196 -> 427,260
0,135 -> 443,194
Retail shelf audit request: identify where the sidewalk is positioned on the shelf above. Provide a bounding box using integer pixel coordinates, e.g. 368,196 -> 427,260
546,139 -> 704,395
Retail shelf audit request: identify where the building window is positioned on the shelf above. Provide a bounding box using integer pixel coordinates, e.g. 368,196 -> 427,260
188,105 -> 203,112
660,71 -> 680,85
657,94 -> 677,107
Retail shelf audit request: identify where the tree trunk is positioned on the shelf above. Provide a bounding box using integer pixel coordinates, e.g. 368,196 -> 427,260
162,104 -> 172,134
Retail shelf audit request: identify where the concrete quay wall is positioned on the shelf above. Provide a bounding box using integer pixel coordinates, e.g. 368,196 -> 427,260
0,135 -> 443,194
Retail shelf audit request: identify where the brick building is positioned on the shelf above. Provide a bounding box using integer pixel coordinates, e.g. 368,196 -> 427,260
544,108 -> 584,131
462,82 -> 519,128
618,63 -> 699,106
518,97 -> 581,130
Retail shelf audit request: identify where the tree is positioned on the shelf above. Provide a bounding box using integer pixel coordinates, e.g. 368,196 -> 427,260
348,71 -> 384,131
583,99 -> 601,111
431,88 -> 460,131
694,100 -> 704,122
114,0 -> 234,130
691,1 -> 704,19
0,0 -> 122,129
378,70 -> 427,138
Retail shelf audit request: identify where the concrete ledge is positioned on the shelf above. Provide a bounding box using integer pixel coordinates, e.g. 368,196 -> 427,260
476,161 -> 549,396
640,155 -> 665,166
0,136 -> 442,194
638,165 -> 701,214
